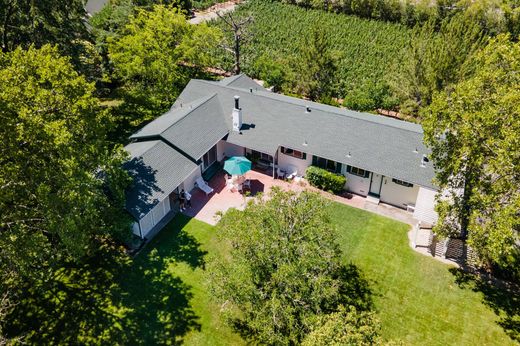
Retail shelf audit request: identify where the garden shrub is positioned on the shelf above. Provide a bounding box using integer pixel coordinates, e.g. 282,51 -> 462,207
306,166 -> 346,194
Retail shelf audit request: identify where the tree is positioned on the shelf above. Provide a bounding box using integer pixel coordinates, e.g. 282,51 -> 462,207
217,11 -> 253,75
422,34 -> 520,277
295,25 -> 339,102
90,0 -> 136,79
108,5 -> 222,128
0,45 -> 132,281
0,0 -> 88,56
302,306 -> 381,346
207,189 -> 374,345
393,13 -> 485,116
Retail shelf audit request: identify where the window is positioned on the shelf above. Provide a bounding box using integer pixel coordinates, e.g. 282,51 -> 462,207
312,155 -> 342,173
346,165 -> 370,178
281,146 -> 306,160
252,150 -> 273,162
392,178 -> 414,188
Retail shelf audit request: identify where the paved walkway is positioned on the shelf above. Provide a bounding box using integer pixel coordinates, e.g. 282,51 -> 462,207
181,169 -> 462,267
183,169 -> 416,226
189,0 -> 243,24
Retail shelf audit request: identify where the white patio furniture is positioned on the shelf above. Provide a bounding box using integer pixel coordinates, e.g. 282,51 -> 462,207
286,165 -> 298,180
276,167 -> 286,179
195,177 -> 214,195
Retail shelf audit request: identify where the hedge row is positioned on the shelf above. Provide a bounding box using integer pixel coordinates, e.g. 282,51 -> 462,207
306,166 -> 346,194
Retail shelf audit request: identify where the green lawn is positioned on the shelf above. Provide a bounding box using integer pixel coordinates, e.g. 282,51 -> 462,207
125,204 -> 516,345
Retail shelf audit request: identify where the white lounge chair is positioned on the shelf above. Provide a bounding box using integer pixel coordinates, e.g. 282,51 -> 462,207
286,165 -> 298,180
196,177 -> 214,195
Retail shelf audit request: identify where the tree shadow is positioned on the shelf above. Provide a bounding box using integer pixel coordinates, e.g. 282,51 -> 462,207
449,267 -> 520,342
4,215 -> 208,345
338,263 -> 375,312
123,156 -> 163,220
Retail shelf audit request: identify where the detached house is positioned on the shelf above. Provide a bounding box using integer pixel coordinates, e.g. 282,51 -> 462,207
124,74 -> 438,238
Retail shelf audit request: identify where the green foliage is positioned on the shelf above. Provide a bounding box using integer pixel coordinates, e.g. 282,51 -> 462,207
0,45 -> 132,281
294,25 -> 339,101
90,0 -> 135,79
0,0 -> 88,53
422,34 -> 520,278
393,13 -> 486,115
252,54 -> 288,92
302,306 -> 382,346
135,0 -> 193,12
306,166 -> 347,194
108,5 -> 222,131
344,81 -> 398,111
207,189 -> 373,345
276,0 -> 520,34
212,0 -> 410,111
192,0 -> 228,10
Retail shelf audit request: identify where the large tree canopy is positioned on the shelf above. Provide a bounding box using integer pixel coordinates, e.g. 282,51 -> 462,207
0,45 -> 132,281
207,189 -> 375,345
108,5 -> 222,131
422,34 -> 520,277
0,0 -> 88,54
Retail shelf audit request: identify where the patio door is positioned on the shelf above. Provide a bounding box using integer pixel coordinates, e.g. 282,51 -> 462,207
202,144 -> 217,171
369,173 -> 383,197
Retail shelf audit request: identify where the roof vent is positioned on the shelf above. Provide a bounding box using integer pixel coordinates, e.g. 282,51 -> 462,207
413,147 -> 418,153
250,88 -> 253,93
346,151 -> 351,158
303,140 -> 308,146
305,106 -> 311,113
420,154 -> 429,167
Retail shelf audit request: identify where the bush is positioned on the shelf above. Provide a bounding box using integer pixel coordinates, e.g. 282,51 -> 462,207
306,166 -> 346,194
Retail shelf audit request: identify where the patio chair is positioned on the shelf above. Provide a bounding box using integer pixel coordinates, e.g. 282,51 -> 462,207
276,167 -> 286,179
195,177 -> 214,195
286,165 -> 298,180
243,179 -> 251,190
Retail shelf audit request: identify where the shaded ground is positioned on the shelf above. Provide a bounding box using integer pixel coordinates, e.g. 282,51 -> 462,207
328,204 -> 517,345
4,204 -> 517,345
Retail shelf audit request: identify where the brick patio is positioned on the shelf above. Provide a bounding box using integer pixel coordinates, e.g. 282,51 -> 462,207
182,168 -> 418,226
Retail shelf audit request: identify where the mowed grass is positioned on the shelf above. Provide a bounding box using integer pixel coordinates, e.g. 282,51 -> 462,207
327,203 -> 516,345
128,204 -> 515,345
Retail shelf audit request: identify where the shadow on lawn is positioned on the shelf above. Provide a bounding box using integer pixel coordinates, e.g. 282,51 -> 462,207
450,268 -> 520,342
4,215 -> 207,345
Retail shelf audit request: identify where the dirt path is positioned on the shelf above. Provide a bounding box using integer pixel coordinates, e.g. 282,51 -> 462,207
189,0 -> 243,24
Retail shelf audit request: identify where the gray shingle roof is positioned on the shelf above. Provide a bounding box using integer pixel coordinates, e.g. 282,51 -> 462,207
124,75 -> 436,220
131,94 -> 228,161
174,79 -> 436,189
219,74 -> 267,91
124,140 -> 198,219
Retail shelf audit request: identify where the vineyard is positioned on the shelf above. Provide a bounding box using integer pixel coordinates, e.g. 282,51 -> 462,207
213,0 -> 411,109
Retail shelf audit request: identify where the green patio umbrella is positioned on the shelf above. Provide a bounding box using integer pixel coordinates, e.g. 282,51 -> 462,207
224,156 -> 252,176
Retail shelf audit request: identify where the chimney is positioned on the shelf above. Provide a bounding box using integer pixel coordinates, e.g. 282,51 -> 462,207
232,95 -> 242,132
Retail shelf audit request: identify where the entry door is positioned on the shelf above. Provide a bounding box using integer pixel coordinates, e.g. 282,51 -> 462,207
369,173 -> 383,196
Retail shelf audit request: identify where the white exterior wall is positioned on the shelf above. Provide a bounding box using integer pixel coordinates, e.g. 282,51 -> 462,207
413,187 -> 438,225
132,222 -> 141,237
343,167 -> 371,196
380,177 -> 420,209
223,141 -> 245,158
277,151 -> 312,176
138,196 -> 171,238
182,166 -> 202,193
217,140 -> 226,161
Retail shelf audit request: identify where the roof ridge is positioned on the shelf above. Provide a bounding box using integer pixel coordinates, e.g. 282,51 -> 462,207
194,79 -> 422,134
169,92 -> 218,127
